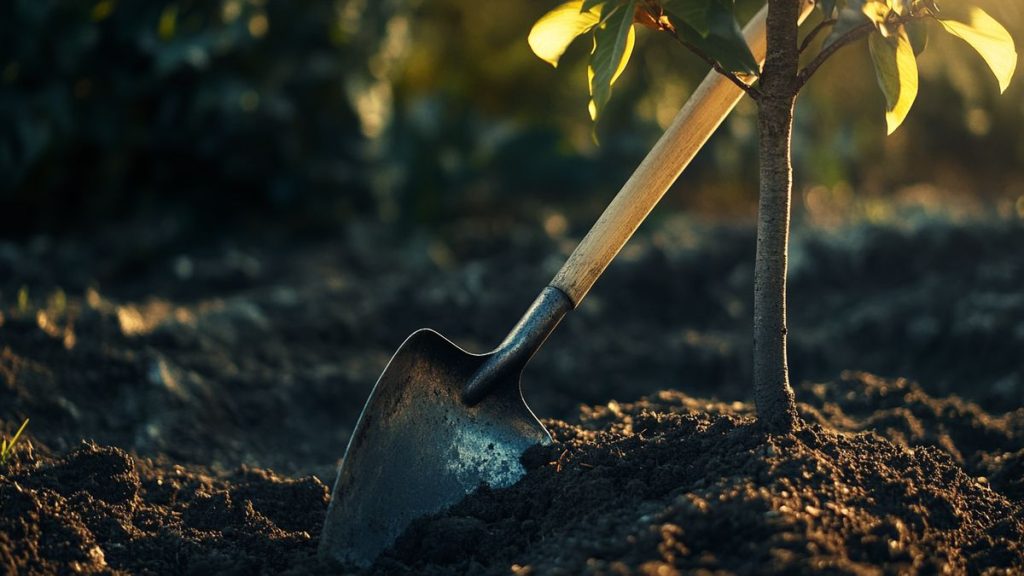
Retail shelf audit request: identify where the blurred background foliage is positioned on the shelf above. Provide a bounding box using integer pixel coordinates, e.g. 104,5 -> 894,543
1,0 -> 1022,239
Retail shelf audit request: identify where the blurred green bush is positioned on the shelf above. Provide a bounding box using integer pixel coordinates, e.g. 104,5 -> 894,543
0,0 -> 410,236
1,0 -> 1021,238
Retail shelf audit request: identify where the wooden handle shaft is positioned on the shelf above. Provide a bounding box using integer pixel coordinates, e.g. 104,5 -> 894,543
550,1 -> 814,306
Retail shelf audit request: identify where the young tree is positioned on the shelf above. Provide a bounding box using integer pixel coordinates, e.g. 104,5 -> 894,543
528,0 -> 1017,432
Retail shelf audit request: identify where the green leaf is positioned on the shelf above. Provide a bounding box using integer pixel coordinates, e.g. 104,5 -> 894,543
661,0 -> 710,37
868,27 -> 918,134
666,0 -> 758,75
588,1 -> 636,120
938,6 -> 1017,94
528,1 -> 603,67
906,18 -> 927,56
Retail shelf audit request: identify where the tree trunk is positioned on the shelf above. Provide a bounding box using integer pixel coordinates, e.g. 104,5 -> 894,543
753,0 -> 801,433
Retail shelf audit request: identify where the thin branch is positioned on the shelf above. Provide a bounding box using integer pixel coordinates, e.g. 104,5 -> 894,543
795,21 -> 874,90
796,13 -> 927,90
665,28 -> 762,101
799,18 -> 836,54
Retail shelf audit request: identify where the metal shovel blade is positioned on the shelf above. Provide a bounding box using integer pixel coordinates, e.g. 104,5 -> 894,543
318,328 -> 551,568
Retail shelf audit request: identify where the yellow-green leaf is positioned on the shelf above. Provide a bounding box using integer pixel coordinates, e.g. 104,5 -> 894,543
861,0 -> 890,33
938,6 -> 1017,94
528,1 -> 603,68
868,27 -> 918,135
587,1 -> 636,121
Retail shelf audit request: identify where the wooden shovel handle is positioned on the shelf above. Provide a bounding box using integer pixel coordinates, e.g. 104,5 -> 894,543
550,1 -> 815,307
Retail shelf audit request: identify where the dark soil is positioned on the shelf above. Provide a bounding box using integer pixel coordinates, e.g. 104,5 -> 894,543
2,215 -> 1023,573
381,373 -> 1024,574
2,374 -> 1022,574
1,444 -> 327,575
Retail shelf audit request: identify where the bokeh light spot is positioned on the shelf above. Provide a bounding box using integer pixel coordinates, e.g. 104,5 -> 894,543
248,13 -> 268,38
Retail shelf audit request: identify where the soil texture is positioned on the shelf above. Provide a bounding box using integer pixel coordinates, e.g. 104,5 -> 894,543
2,215 -> 1023,573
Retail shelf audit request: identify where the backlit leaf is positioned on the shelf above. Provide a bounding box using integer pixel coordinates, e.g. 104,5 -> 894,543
938,6 -> 1017,93
661,0 -> 710,37
582,0 -> 607,12
588,1 -> 636,120
529,1 -> 603,67
862,0 -> 899,38
868,27 -> 918,135
860,0 -> 889,29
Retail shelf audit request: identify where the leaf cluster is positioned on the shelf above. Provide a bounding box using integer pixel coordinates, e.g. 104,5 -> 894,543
528,0 -> 757,123
528,0 -> 1017,135
821,0 -> 1017,133
1,0 -> 398,236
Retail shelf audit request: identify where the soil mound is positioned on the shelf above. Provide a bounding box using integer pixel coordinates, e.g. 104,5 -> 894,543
5,374 -> 1020,574
377,373 -> 1024,575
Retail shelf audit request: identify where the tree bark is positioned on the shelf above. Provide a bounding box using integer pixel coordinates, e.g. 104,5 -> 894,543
753,0 -> 801,433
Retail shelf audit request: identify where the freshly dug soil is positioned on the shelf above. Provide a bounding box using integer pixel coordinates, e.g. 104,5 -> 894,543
2,216 -> 1024,573
379,373 -> 1024,575
3,374 -> 1023,574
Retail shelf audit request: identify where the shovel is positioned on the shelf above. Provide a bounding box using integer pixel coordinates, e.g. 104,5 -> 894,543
320,3 -> 813,567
